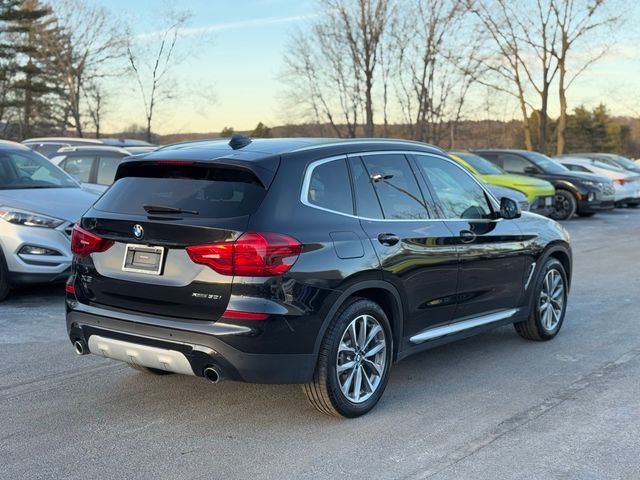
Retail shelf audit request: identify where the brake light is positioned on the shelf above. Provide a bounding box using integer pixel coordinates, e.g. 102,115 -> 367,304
613,178 -> 627,185
70,225 -> 114,257
186,232 -> 302,276
155,160 -> 195,165
64,284 -> 76,294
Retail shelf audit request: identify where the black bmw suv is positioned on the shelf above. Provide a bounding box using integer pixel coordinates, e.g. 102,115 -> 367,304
66,137 -> 572,417
473,149 -> 615,220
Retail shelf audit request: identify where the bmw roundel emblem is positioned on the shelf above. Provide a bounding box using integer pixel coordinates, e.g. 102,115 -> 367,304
133,224 -> 144,240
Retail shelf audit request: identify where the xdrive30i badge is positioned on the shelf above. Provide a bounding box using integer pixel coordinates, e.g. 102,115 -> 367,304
191,293 -> 222,300
132,224 -> 144,240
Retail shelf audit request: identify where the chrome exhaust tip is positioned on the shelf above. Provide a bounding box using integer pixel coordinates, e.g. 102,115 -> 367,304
73,340 -> 87,355
203,366 -> 223,384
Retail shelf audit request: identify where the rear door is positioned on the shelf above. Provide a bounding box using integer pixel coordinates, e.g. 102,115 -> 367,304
78,162 -> 268,321
349,153 -> 459,342
412,154 -> 528,320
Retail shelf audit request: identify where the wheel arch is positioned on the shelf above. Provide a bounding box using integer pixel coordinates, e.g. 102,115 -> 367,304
313,280 -> 404,362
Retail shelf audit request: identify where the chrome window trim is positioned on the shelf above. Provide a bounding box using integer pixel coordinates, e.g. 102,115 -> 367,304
300,150 -> 503,224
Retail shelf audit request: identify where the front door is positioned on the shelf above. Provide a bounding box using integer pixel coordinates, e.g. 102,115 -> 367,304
411,153 -> 528,320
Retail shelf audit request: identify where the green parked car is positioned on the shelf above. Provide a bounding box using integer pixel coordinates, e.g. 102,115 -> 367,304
450,151 -> 556,217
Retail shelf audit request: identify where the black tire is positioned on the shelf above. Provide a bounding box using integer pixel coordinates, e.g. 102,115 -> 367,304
576,212 -> 596,217
303,297 -> 393,418
0,250 -> 10,302
127,363 -> 173,375
514,258 -> 568,341
551,189 -> 577,221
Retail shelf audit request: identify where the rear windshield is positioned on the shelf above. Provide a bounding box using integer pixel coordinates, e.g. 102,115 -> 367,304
454,152 -> 504,175
94,164 -> 266,218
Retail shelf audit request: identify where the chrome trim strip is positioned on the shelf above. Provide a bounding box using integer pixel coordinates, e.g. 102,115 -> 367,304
71,303 -> 252,336
524,262 -> 537,290
409,308 -> 519,344
299,150 -> 501,223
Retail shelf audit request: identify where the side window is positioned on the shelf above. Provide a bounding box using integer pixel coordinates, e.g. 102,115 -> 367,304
361,154 -> 429,219
348,157 -> 384,219
565,164 -> 589,173
307,158 -> 354,215
415,156 -> 493,220
96,156 -> 123,186
61,156 -> 94,183
499,154 -> 531,174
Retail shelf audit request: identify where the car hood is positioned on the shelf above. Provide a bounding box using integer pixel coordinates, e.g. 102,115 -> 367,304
0,187 -> 99,223
483,173 -> 552,188
544,171 -> 610,183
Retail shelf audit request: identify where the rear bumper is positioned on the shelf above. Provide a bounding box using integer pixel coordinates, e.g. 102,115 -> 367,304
66,305 -> 317,384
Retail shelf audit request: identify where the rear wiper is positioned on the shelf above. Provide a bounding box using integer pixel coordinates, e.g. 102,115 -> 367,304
143,204 -> 199,215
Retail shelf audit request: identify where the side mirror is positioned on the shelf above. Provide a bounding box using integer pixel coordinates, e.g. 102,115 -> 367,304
500,196 -> 521,219
523,166 -> 540,175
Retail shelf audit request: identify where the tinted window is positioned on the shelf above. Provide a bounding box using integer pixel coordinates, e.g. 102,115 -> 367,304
0,150 -> 77,189
453,152 -> 503,175
521,151 -> 569,173
96,156 -> 124,186
61,156 -> 94,183
499,154 -> 531,174
307,159 -> 353,215
348,157 -> 384,219
94,165 -> 266,218
361,154 -> 429,219
35,143 -> 66,158
415,156 -> 493,220
564,164 -> 590,173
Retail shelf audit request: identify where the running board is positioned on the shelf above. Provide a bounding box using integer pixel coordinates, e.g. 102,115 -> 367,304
409,308 -> 519,345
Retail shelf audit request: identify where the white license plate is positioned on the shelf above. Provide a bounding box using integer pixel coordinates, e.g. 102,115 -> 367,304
122,244 -> 165,275
545,197 -> 553,206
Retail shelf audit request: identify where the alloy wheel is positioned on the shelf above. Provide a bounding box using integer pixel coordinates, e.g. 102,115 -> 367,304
336,314 -> 387,404
539,269 -> 565,332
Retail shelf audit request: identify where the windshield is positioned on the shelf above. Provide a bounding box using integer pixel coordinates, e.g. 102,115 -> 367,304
453,152 -> 504,175
0,150 -> 78,190
522,151 -> 569,174
610,155 -> 638,169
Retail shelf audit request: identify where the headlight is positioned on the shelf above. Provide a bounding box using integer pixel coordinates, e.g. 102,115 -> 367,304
0,207 -> 64,228
579,180 -> 604,190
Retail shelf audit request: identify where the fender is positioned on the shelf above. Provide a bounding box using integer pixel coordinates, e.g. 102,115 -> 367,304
311,279 -> 405,362
521,240 -> 572,309
552,179 -> 582,198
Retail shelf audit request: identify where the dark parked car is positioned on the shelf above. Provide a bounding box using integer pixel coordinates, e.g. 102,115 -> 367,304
67,137 -> 572,417
473,149 -> 615,220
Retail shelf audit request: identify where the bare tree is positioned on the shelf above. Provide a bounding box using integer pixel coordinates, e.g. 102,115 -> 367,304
551,0 -> 622,154
469,0 -> 562,152
393,0 -> 480,145
44,0 -> 126,137
282,0 -> 393,137
126,11 -> 190,142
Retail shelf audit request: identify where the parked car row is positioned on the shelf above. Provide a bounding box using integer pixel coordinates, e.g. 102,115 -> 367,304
3,133 -> 639,416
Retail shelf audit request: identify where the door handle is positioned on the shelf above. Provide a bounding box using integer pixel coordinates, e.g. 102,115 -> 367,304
459,230 -> 476,243
377,233 -> 400,246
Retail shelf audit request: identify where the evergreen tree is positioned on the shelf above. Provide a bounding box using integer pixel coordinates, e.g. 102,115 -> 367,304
0,0 -> 64,139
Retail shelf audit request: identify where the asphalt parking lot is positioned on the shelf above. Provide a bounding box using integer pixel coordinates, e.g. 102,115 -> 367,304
1,209 -> 639,480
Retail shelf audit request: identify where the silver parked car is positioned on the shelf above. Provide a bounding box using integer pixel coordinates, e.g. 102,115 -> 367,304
0,141 -> 99,300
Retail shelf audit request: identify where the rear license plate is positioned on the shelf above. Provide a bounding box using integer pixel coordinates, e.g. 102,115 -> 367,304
545,197 -> 553,206
122,244 -> 165,275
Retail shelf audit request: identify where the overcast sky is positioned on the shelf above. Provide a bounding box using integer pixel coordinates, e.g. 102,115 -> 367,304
94,0 -> 640,135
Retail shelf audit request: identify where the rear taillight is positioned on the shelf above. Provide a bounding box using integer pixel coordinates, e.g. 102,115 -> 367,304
70,225 -> 114,257
613,179 -> 627,185
186,232 -> 302,276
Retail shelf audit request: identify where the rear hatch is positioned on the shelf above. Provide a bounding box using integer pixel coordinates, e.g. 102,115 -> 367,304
76,160 -> 270,321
